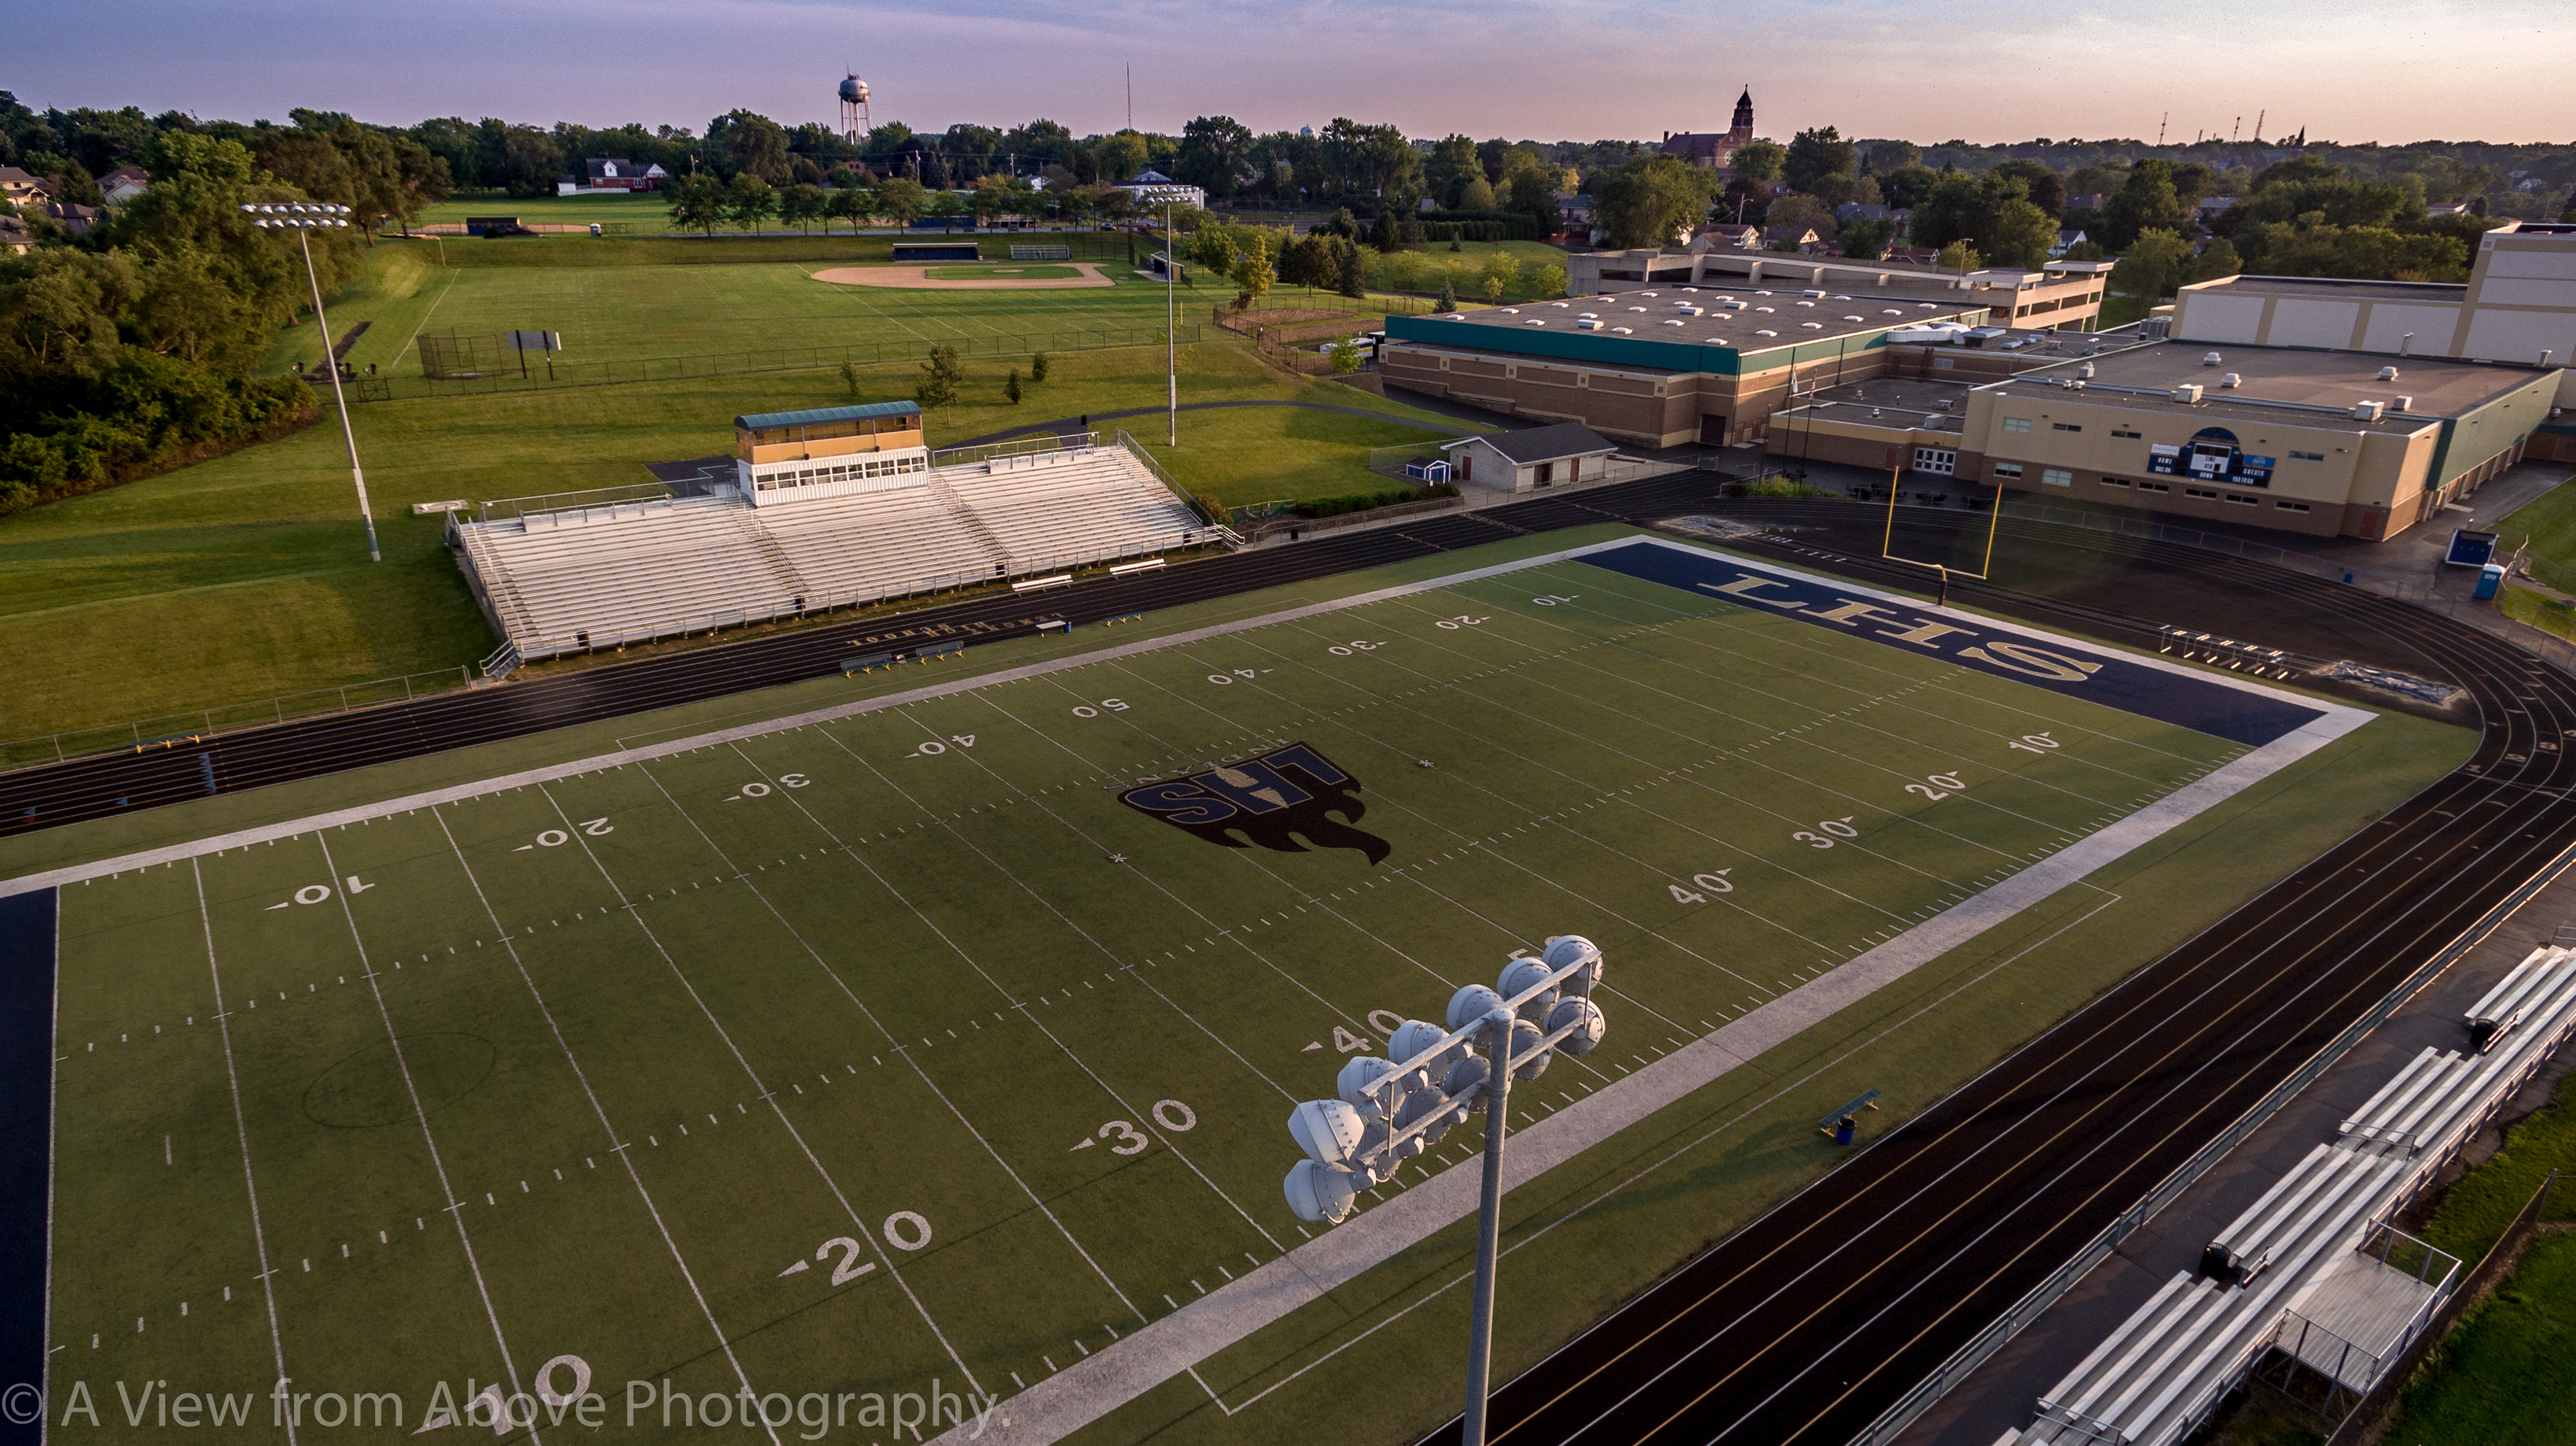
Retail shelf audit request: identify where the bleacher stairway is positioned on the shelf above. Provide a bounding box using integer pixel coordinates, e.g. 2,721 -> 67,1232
450,440 -> 1214,660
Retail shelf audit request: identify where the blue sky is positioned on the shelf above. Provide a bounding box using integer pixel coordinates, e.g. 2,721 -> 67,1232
13,0 -> 2570,144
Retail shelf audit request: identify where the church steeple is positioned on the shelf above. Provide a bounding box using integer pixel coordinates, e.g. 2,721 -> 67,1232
1731,87 -> 1754,136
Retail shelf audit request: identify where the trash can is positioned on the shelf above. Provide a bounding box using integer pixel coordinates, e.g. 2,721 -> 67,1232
589,223 -> 602,237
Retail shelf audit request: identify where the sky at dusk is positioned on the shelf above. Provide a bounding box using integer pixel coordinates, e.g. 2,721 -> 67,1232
12,0 -> 2572,146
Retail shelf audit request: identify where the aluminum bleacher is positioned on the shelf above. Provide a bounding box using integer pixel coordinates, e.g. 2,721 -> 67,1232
2006,945 -> 2576,1445
448,436 -> 1222,661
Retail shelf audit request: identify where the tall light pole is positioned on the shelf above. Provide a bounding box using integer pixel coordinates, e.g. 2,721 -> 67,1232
245,202 -> 380,563
1284,934 -> 1609,1446
1165,199 -> 1177,445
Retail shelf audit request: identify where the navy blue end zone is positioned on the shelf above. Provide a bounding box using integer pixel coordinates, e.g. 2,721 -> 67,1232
0,887 -> 53,1442
1578,541 -> 2328,748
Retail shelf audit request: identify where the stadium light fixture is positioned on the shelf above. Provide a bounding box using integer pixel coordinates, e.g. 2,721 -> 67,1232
242,203 -> 380,563
1283,934 -> 1607,1446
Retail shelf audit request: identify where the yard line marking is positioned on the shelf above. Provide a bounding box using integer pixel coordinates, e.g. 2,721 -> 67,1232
187,859 -> 297,1446
596,771 -> 989,1389
312,832 -> 541,1444
429,803 -> 782,1445
929,696 -> 2363,1445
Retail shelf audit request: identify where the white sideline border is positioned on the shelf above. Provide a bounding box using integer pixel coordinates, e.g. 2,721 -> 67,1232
10,533 -> 2375,1439
0,534 -> 2364,899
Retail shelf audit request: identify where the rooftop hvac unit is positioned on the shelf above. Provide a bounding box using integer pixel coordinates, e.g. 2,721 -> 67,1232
2171,384 -> 2205,403
2377,366 -> 2401,380
2351,400 -> 2385,421
2070,380 -> 2086,390
2202,351 -> 2224,366
2219,372 -> 2242,388
1575,319 -> 1602,330
2139,317 -> 2172,338
2392,394 -> 2414,411
1803,288 -> 1827,297
2078,362 -> 2096,378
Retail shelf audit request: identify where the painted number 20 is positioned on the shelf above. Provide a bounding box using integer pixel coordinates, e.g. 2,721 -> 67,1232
1903,773 -> 1966,801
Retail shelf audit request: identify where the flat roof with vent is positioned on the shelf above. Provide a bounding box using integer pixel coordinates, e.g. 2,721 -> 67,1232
1984,340 -> 2542,424
1387,293 -> 1983,375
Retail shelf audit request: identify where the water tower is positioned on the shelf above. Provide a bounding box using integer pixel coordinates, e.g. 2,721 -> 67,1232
839,74 -> 872,146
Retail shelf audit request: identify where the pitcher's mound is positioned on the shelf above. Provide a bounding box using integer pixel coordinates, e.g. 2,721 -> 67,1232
812,263 -> 1118,290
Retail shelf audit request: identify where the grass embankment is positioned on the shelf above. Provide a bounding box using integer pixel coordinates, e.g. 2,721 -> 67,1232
2377,1070 -> 2576,1444
2494,478 -> 2576,592
2498,586 -> 2576,642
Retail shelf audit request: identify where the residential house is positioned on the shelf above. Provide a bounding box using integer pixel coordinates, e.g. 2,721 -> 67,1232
0,213 -> 27,254
2051,227 -> 2090,257
1761,223 -> 1821,252
98,166 -> 150,204
0,165 -> 51,207
1697,223 -> 1761,249
43,201 -> 98,238
2065,192 -> 2105,213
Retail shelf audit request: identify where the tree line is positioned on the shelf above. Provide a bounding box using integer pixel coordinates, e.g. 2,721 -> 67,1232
0,121 -> 367,511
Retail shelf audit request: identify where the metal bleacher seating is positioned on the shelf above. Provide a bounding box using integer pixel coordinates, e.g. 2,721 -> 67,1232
450,439 -> 1213,661
2006,945 -> 2576,1445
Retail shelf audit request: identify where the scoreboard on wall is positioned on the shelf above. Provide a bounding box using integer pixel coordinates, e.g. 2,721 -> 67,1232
2150,426 -> 2275,486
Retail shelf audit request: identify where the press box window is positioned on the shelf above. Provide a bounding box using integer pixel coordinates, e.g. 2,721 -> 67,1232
2051,423 -> 2083,433
2002,418 -> 2033,434
2041,468 -> 2074,487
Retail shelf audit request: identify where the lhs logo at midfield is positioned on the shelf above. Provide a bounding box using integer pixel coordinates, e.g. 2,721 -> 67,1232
1120,742 -> 1392,865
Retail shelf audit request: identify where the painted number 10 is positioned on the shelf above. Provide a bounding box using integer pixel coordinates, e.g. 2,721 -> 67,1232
2007,732 -> 2061,755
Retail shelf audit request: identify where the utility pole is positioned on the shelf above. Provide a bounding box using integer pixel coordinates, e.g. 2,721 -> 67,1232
2253,109 -> 2265,144
1126,63 -> 1134,132
2157,112 -> 2167,147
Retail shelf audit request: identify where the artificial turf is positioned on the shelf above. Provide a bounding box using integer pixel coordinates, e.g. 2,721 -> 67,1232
27,536 -> 2464,1446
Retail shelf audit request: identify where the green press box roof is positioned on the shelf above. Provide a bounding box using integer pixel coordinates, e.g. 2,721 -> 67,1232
735,400 -> 922,431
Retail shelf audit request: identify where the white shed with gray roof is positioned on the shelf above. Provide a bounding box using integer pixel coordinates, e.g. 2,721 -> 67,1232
1438,423 -> 1618,492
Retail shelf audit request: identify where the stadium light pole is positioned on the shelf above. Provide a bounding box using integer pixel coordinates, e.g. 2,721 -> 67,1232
245,203 -> 381,563
1165,199 -> 1177,445
1283,934 -> 1609,1446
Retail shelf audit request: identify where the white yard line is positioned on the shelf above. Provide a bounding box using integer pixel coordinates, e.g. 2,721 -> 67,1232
2,536 -> 2352,901
549,777 -> 986,1396
427,803 -> 782,1446
186,858 -> 297,1446
312,832 -> 539,1445
927,704 -> 2369,1446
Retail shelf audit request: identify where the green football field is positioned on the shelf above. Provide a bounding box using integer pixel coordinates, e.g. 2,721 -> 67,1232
35,543 -> 2310,1440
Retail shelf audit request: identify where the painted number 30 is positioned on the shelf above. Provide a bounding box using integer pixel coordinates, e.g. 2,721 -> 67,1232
1792,817 -> 1860,848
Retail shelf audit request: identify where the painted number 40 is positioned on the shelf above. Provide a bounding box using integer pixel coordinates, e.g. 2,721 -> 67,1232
1668,871 -> 1734,904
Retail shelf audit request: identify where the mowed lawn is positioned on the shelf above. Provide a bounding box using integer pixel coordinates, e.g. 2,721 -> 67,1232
0,307 -> 1474,740
45,555 -> 2330,1444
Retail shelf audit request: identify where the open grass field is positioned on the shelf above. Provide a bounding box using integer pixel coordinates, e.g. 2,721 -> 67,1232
6,232 -> 1484,742
11,532 -> 2459,1446
419,192 -> 679,226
